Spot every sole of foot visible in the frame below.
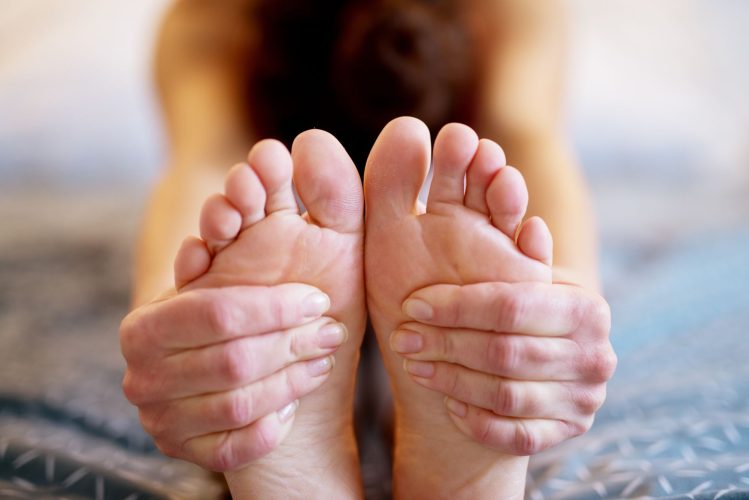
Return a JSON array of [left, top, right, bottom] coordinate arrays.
[[363, 116, 553, 496], [175, 130, 366, 497]]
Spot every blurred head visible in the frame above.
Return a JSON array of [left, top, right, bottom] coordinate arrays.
[[247, 0, 482, 174]]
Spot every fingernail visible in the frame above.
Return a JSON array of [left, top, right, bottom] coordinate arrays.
[[404, 360, 435, 378], [390, 330, 423, 354], [444, 397, 468, 418], [318, 322, 348, 349], [403, 298, 433, 321], [277, 400, 299, 423], [303, 292, 330, 318], [307, 356, 334, 376]]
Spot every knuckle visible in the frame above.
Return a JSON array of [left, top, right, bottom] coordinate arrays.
[[567, 416, 594, 438], [220, 342, 253, 385], [139, 406, 169, 439], [586, 295, 612, 336], [486, 336, 518, 374], [270, 293, 290, 330], [497, 290, 525, 332], [119, 312, 149, 364], [122, 371, 143, 404], [492, 382, 518, 416], [574, 384, 607, 415], [223, 390, 254, 428], [282, 367, 305, 400], [586, 346, 618, 382], [512, 421, 542, 456], [209, 437, 239, 472], [204, 293, 241, 337], [252, 422, 280, 458], [475, 417, 495, 447], [154, 439, 179, 459]]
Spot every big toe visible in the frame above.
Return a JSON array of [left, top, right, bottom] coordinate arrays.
[[291, 129, 363, 233], [363, 116, 431, 222]]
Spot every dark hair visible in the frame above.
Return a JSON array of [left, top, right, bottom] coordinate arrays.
[[247, 0, 480, 175]]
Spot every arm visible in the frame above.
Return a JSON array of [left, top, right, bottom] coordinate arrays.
[[134, 0, 255, 305], [476, 0, 600, 290]]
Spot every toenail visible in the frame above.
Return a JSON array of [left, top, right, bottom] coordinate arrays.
[[404, 360, 435, 378], [318, 323, 348, 349], [444, 397, 468, 418], [390, 330, 423, 354], [277, 400, 299, 423], [303, 292, 331, 318], [307, 356, 334, 377], [403, 299, 434, 321]]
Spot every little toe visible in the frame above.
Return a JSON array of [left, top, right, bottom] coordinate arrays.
[[486, 166, 529, 238], [247, 139, 299, 215], [291, 129, 363, 233], [464, 139, 507, 215], [363, 116, 431, 222], [199, 194, 242, 254], [174, 236, 211, 289], [516, 216, 553, 266], [427, 123, 479, 212], [224, 162, 267, 229]]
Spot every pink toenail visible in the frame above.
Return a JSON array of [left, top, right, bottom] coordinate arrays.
[[403, 299, 433, 321]]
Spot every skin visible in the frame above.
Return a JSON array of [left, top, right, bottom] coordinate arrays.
[[120, 0, 616, 498]]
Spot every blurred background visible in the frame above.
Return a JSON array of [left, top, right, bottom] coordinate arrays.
[[1, 1, 748, 498]]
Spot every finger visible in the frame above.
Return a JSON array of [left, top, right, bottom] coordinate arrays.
[[404, 361, 605, 420], [443, 399, 594, 456], [402, 282, 611, 338], [141, 318, 346, 400], [120, 283, 331, 360], [139, 356, 332, 443], [169, 404, 298, 472], [391, 323, 581, 381]]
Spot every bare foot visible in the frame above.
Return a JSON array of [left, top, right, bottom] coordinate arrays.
[[176, 131, 365, 498], [363, 117, 552, 498]]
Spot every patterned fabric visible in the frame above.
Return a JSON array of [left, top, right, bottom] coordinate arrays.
[[526, 230, 749, 499], [0, 192, 226, 499], [1, 190, 748, 499]]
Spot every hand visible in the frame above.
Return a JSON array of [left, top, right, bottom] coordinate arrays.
[[120, 283, 345, 471], [390, 281, 616, 455]]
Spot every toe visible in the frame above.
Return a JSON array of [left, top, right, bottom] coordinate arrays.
[[225, 163, 267, 229], [174, 236, 211, 289], [291, 129, 363, 233], [464, 139, 506, 215], [486, 166, 529, 238], [516, 216, 553, 266], [199, 194, 242, 254], [363, 116, 431, 221], [247, 139, 299, 215], [427, 123, 479, 211]]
